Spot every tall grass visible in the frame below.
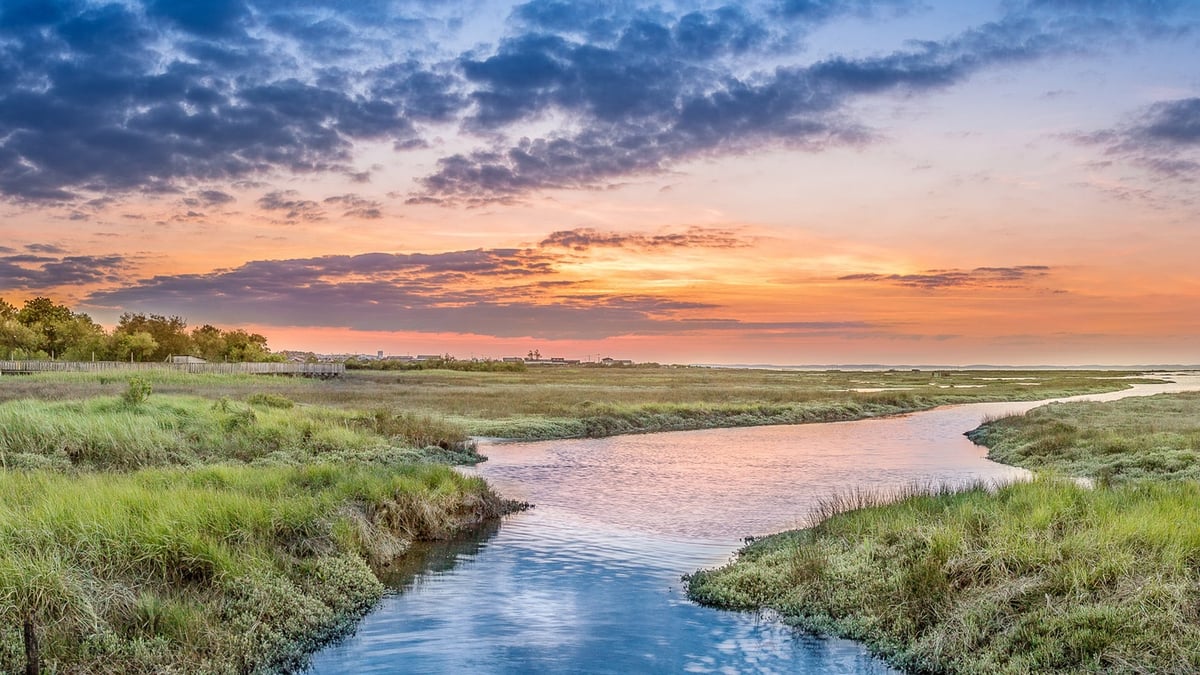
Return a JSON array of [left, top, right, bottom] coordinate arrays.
[[968, 392, 1200, 482], [0, 463, 513, 673], [687, 478, 1200, 673], [0, 394, 477, 471]]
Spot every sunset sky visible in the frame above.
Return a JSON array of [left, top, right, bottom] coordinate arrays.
[[2, 0, 1199, 365]]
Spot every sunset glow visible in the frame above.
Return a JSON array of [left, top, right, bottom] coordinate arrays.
[[3, 0, 1199, 364]]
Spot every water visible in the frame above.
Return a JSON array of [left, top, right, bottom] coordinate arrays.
[[308, 375, 1200, 674]]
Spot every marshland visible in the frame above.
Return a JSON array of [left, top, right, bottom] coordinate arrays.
[[1, 367, 1195, 673], [687, 384, 1200, 673]]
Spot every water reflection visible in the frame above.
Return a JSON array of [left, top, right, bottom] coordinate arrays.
[[308, 375, 1200, 674]]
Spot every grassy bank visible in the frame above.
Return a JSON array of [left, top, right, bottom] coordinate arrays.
[[0, 368, 1152, 440], [687, 478, 1200, 673], [0, 378, 515, 672], [965, 392, 1200, 482], [0, 463, 512, 674], [687, 389, 1200, 673]]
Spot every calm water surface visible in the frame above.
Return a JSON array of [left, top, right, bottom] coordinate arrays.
[[308, 375, 1200, 674]]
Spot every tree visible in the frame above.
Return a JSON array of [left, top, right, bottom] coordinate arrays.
[[190, 324, 227, 362], [17, 297, 76, 358], [16, 297, 73, 326], [115, 313, 191, 361], [57, 314, 110, 361], [114, 331, 159, 362], [222, 329, 278, 362], [1, 318, 46, 359]]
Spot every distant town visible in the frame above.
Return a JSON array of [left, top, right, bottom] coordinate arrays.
[[278, 350, 636, 367]]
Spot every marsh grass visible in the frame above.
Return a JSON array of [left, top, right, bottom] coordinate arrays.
[[968, 392, 1200, 482], [0, 463, 510, 673], [0, 377, 504, 672], [687, 478, 1200, 673], [0, 394, 476, 471], [0, 368, 1149, 440]]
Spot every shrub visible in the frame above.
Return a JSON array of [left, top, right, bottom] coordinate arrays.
[[247, 393, 295, 409], [121, 377, 152, 406]]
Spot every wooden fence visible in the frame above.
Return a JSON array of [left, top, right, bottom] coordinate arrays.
[[0, 360, 344, 378]]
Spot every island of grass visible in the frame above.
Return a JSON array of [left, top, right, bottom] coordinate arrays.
[[686, 390, 1200, 673], [0, 379, 521, 674]]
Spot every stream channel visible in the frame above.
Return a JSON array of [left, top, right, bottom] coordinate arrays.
[[308, 374, 1200, 674]]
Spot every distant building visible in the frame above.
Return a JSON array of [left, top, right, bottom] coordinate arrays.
[[169, 355, 207, 364]]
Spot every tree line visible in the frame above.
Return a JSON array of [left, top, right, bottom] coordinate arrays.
[[1, 296, 283, 363]]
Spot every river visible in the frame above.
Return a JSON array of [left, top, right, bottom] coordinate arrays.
[[307, 374, 1200, 674]]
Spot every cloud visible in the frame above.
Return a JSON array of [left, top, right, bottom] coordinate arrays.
[[0, 252, 131, 288], [25, 243, 68, 254], [196, 190, 236, 206], [0, 0, 1193, 207], [839, 265, 1052, 289], [323, 193, 384, 219], [0, 1, 449, 204], [414, 10, 1086, 203], [257, 190, 325, 221], [1074, 98, 1200, 180], [539, 226, 750, 251], [83, 245, 876, 339]]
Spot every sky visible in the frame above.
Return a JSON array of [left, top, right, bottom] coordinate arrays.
[[1, 0, 1199, 365]]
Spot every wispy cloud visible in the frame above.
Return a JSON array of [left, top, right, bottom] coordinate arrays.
[[539, 226, 750, 251], [839, 266, 1052, 289]]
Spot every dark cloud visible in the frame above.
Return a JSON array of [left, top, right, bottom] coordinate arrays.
[[0, 1, 443, 204], [1072, 98, 1200, 179], [0, 252, 130, 288], [539, 226, 749, 251], [0, 0, 1193, 206], [415, 11, 1084, 203], [146, 0, 250, 38], [839, 266, 1052, 289]]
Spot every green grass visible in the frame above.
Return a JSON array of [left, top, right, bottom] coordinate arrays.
[[0, 463, 512, 674], [687, 478, 1200, 674], [967, 392, 1200, 483], [688, 389, 1200, 673], [0, 393, 479, 471], [0, 380, 504, 672], [0, 368, 1153, 440]]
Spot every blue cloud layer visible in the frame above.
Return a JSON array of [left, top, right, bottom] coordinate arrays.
[[0, 0, 1194, 205]]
